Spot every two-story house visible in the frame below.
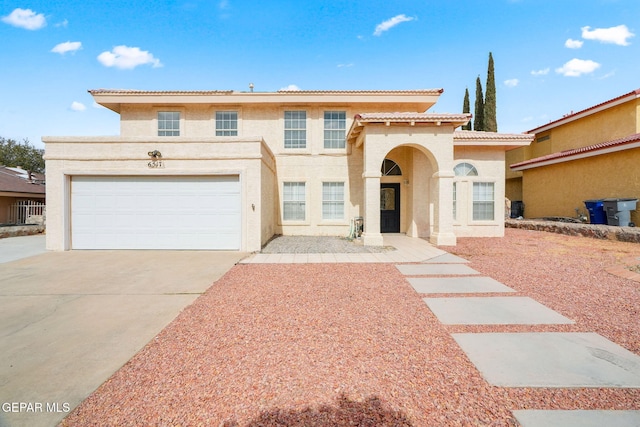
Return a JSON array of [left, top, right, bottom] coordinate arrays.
[[507, 88, 640, 224], [44, 89, 532, 251]]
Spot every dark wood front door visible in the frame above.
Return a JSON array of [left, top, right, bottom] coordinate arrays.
[[380, 183, 400, 233]]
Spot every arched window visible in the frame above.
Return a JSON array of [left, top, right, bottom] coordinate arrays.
[[381, 159, 402, 176], [454, 162, 478, 176]]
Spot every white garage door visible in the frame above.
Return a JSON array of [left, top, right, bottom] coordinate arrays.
[[71, 176, 241, 250]]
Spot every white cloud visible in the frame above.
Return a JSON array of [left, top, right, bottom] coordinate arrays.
[[598, 70, 616, 80], [97, 45, 162, 69], [280, 84, 300, 91], [2, 8, 46, 30], [55, 19, 68, 28], [555, 58, 601, 77], [51, 41, 82, 55], [504, 79, 519, 87], [565, 38, 583, 49], [70, 102, 86, 112], [373, 14, 415, 36], [337, 63, 354, 68], [531, 68, 550, 76], [581, 25, 634, 46]]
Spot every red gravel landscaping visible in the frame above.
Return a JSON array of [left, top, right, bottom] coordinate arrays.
[[61, 228, 640, 426]]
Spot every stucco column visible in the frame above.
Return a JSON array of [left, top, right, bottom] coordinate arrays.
[[362, 172, 384, 246], [430, 170, 457, 246]]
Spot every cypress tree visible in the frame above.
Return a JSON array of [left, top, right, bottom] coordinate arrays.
[[484, 52, 497, 132], [462, 88, 471, 130], [473, 76, 485, 131]]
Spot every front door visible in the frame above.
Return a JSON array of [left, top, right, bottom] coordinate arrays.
[[380, 183, 400, 233]]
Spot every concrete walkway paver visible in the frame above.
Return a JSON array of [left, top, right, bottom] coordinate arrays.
[[396, 263, 480, 276], [407, 276, 515, 294], [513, 410, 640, 427], [423, 296, 574, 325], [452, 332, 640, 388], [421, 253, 469, 264]]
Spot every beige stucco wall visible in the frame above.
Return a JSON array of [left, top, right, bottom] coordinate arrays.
[[43, 137, 271, 252], [530, 100, 639, 158], [521, 148, 640, 224], [453, 146, 506, 237]]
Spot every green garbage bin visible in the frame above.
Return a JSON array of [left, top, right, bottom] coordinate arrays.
[[602, 198, 638, 226]]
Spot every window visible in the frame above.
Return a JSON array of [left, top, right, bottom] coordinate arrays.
[[216, 111, 238, 136], [454, 162, 478, 176], [473, 182, 495, 220], [324, 111, 346, 149], [453, 182, 457, 220], [283, 182, 305, 221], [322, 182, 344, 220], [284, 111, 306, 149], [158, 112, 180, 136], [381, 159, 402, 176]]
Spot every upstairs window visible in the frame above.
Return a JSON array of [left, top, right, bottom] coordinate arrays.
[[216, 111, 238, 136], [158, 112, 180, 136], [324, 111, 346, 149], [284, 111, 307, 149]]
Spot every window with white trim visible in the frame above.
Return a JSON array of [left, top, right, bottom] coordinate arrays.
[[158, 112, 180, 136], [284, 111, 306, 149], [324, 111, 346, 149], [454, 162, 478, 176], [216, 111, 238, 136], [453, 182, 457, 220], [473, 182, 495, 220], [322, 182, 344, 220], [283, 182, 306, 221]]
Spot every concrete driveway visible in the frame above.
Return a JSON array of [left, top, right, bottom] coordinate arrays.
[[0, 248, 245, 427]]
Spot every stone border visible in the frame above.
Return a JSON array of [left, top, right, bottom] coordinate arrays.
[[506, 219, 640, 243], [0, 225, 45, 239]]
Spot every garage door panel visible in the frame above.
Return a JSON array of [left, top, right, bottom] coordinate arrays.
[[71, 176, 241, 250]]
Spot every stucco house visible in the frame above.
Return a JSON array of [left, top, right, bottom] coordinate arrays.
[[507, 88, 640, 224], [43, 89, 532, 251], [0, 166, 45, 225]]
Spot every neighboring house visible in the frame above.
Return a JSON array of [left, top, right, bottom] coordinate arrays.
[[44, 89, 532, 251], [507, 88, 640, 224], [0, 166, 46, 225]]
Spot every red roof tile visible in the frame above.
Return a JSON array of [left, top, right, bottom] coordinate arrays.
[[510, 133, 640, 170]]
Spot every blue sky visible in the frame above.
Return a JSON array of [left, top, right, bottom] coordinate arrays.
[[1, 0, 638, 149]]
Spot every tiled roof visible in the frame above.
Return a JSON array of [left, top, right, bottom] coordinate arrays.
[[89, 89, 445, 96], [0, 167, 45, 195], [277, 89, 444, 95], [511, 132, 640, 170], [89, 89, 234, 95], [354, 112, 470, 122], [528, 88, 640, 134], [454, 130, 534, 141]]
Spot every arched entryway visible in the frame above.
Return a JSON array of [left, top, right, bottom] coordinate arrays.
[[379, 145, 437, 238]]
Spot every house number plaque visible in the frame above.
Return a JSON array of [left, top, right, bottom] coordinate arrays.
[[147, 150, 164, 168], [148, 160, 164, 169]]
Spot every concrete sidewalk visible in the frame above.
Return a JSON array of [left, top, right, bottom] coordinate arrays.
[[0, 250, 245, 427], [0, 234, 46, 264]]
